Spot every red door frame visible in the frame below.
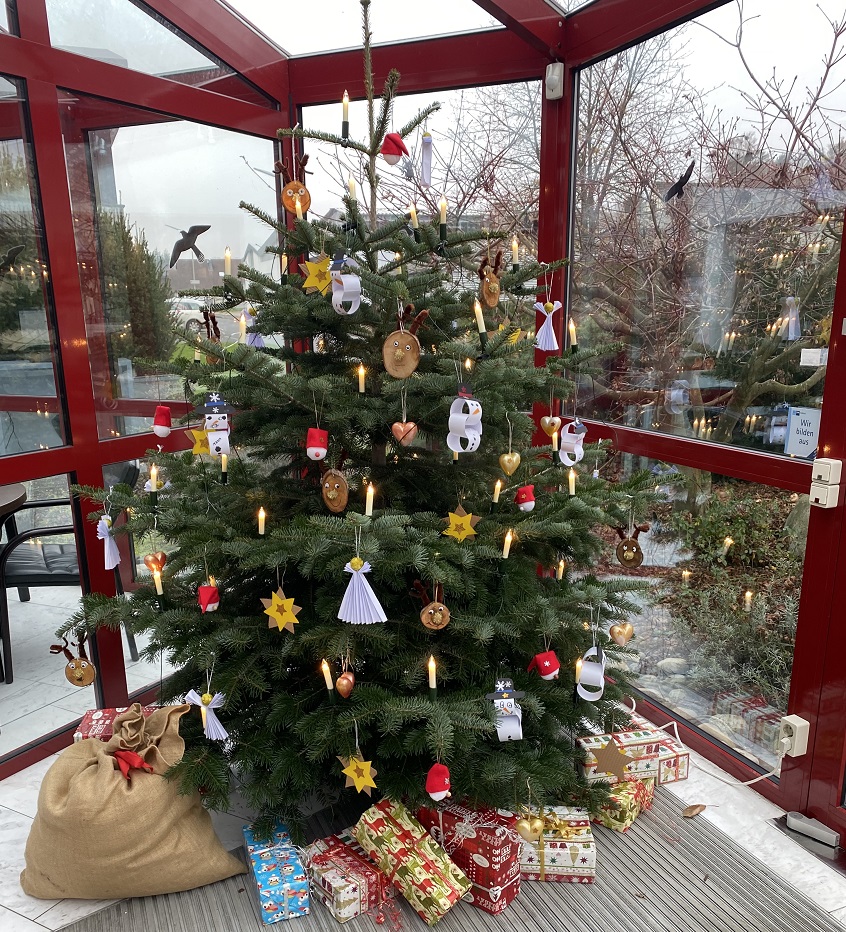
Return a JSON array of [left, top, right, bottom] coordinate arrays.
[[1, 0, 842, 830]]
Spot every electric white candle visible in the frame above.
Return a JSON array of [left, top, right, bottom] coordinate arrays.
[[511, 236, 519, 266], [221, 453, 228, 474], [502, 529, 514, 559], [348, 176, 356, 201], [474, 298, 486, 334], [743, 590, 753, 612], [779, 316, 789, 337], [239, 312, 247, 343], [365, 483, 375, 516], [357, 364, 366, 393], [280, 254, 288, 276], [717, 333, 726, 356], [295, 196, 303, 221], [728, 331, 737, 351], [153, 569, 163, 595], [568, 318, 577, 349], [682, 569, 691, 586], [493, 479, 502, 504], [342, 90, 349, 122], [722, 536, 734, 557], [568, 468, 576, 496], [149, 464, 158, 490], [552, 430, 559, 452], [408, 203, 418, 229], [321, 659, 334, 691], [194, 345, 201, 361], [575, 657, 583, 683], [439, 196, 447, 224], [692, 418, 699, 437], [224, 246, 231, 276], [258, 507, 266, 535], [453, 450, 459, 463], [557, 558, 566, 580], [428, 655, 437, 689]]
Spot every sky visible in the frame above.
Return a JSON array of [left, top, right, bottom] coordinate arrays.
[[72, 0, 846, 260]]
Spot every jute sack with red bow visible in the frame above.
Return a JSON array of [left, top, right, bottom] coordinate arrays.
[[20, 703, 245, 899]]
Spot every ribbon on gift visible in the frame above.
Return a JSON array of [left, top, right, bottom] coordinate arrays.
[[436, 807, 522, 857], [521, 808, 590, 880], [368, 895, 403, 932]]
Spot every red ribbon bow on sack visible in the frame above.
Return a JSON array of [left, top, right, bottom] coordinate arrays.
[[112, 749, 155, 781]]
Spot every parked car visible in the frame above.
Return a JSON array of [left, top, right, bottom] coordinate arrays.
[[168, 297, 206, 334]]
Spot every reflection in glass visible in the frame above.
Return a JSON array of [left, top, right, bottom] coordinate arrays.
[[571, 1, 842, 459], [0, 76, 67, 457], [606, 457, 802, 772], [45, 0, 271, 106], [220, 0, 499, 55], [59, 92, 277, 439], [0, 3, 13, 35]]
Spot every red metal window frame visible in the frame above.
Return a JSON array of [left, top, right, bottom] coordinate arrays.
[[0, 0, 842, 831]]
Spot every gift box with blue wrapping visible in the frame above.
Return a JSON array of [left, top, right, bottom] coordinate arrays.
[[244, 822, 310, 924]]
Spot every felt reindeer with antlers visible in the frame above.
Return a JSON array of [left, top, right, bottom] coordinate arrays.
[[50, 635, 97, 687], [275, 154, 312, 216], [411, 580, 450, 630], [614, 523, 651, 569], [478, 250, 504, 309], [382, 304, 429, 379]]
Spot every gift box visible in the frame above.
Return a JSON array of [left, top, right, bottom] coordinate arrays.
[[353, 799, 470, 925], [628, 714, 691, 784], [74, 706, 158, 742], [416, 803, 521, 914], [591, 778, 654, 832], [304, 830, 394, 923], [518, 806, 595, 883], [747, 706, 783, 752], [578, 729, 661, 785], [243, 822, 310, 924]]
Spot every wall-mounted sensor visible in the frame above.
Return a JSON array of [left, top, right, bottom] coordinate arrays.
[[545, 62, 564, 100]]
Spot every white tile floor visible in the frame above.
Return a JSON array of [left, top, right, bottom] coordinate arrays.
[[0, 586, 174, 759]]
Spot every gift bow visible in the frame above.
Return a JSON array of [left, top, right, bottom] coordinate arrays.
[[112, 749, 155, 781], [542, 811, 588, 840]]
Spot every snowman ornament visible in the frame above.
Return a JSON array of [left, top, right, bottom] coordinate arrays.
[[203, 393, 231, 457]]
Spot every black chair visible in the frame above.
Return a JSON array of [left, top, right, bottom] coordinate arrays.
[[0, 495, 139, 685]]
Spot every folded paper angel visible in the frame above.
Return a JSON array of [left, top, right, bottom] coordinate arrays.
[[185, 689, 229, 740], [534, 300, 561, 352], [96, 515, 121, 571], [338, 558, 387, 624]]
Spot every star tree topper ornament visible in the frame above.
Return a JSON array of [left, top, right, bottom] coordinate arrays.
[[261, 588, 302, 633], [442, 505, 481, 542], [338, 753, 377, 794]]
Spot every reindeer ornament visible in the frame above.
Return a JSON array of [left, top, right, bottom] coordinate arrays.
[[382, 305, 428, 379], [478, 250, 504, 309], [614, 523, 650, 568], [50, 636, 96, 687], [411, 580, 451, 630]]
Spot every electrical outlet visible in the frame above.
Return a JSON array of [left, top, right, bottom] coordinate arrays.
[[778, 714, 810, 757]]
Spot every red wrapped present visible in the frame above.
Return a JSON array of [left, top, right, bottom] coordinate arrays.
[[627, 714, 690, 784], [591, 778, 654, 832], [416, 803, 521, 914], [74, 705, 158, 742], [304, 830, 394, 922]]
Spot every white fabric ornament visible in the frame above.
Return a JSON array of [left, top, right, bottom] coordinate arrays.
[[338, 558, 387, 624], [96, 515, 121, 571], [446, 395, 483, 453], [332, 272, 361, 315], [533, 301, 561, 352], [185, 689, 229, 740], [420, 132, 433, 189]]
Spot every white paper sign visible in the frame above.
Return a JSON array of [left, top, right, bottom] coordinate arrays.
[[785, 406, 821, 458], [800, 348, 828, 367]]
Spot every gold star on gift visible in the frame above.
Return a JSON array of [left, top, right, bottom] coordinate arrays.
[[261, 588, 302, 633], [299, 253, 331, 295], [442, 505, 481, 543], [185, 428, 209, 455], [338, 753, 377, 795], [591, 737, 637, 781]]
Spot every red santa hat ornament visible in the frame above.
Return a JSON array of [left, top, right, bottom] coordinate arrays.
[[380, 132, 409, 166], [198, 584, 220, 614], [152, 405, 172, 438], [527, 650, 560, 680], [426, 762, 452, 801], [515, 484, 535, 512], [306, 427, 329, 461]]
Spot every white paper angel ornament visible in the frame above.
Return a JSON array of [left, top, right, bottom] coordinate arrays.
[[338, 533, 388, 625], [533, 300, 561, 352], [96, 515, 121, 571], [185, 688, 229, 740]]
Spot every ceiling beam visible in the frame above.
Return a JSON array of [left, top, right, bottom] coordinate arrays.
[[472, 0, 564, 58]]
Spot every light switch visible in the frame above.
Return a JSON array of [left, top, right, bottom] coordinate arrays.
[[812, 457, 842, 485], [810, 481, 840, 509]]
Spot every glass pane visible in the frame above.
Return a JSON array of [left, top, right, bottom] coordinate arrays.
[[221, 0, 500, 56], [1, 2, 14, 35], [45, 0, 272, 106], [611, 457, 802, 774], [0, 474, 94, 760], [59, 91, 277, 440], [570, 0, 843, 460], [0, 76, 68, 457], [102, 458, 177, 695]]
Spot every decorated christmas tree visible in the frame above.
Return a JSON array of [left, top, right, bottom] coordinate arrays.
[[70, 0, 653, 834]]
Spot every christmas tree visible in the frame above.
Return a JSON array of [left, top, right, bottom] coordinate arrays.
[[70, 0, 653, 835]]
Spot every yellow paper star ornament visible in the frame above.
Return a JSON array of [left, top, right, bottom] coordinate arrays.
[[591, 738, 637, 781], [186, 428, 209, 455], [442, 505, 481, 543], [261, 588, 302, 633], [300, 253, 331, 295], [338, 753, 377, 795]]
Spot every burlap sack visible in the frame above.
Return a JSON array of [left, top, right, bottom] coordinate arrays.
[[20, 703, 245, 899]]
